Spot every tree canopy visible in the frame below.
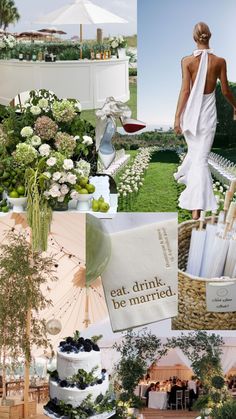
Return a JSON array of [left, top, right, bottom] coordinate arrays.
[[0, 0, 20, 30]]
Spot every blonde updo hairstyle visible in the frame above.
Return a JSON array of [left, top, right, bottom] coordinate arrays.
[[193, 22, 211, 44]]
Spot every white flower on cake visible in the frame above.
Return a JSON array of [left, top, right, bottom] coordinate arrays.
[[52, 172, 62, 181], [63, 159, 74, 170], [21, 126, 33, 138], [30, 106, 41, 116], [39, 143, 51, 157], [31, 135, 41, 147], [47, 157, 57, 167], [82, 135, 93, 146]]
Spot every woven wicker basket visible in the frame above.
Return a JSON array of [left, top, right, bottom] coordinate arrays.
[[172, 218, 236, 330]]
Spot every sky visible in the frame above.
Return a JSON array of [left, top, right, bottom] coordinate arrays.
[[8, 0, 137, 38], [137, 0, 236, 127]]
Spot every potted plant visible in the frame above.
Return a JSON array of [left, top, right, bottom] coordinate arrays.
[[114, 329, 166, 417], [0, 231, 57, 405], [108, 36, 127, 59]]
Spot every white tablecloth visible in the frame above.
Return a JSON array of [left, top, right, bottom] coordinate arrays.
[[148, 391, 168, 409]]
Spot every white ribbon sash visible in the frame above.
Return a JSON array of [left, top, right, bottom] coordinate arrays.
[[182, 49, 214, 136]]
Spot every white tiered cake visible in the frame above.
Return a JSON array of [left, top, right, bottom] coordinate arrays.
[[44, 333, 115, 418]]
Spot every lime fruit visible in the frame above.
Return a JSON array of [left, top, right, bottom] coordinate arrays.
[[9, 190, 19, 198], [2, 206, 9, 213], [17, 185, 25, 195], [79, 177, 89, 187], [79, 188, 89, 194], [0, 186, 4, 193], [2, 171, 10, 180], [86, 184, 95, 194]]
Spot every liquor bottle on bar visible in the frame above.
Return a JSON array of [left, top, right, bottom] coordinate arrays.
[[32, 51, 37, 61], [37, 49, 43, 61], [90, 48, 95, 60]]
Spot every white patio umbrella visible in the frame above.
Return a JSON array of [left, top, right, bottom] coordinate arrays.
[[186, 211, 206, 276], [35, 0, 128, 42]]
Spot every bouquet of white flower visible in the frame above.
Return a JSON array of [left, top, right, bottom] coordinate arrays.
[[0, 34, 16, 50], [108, 35, 127, 51]]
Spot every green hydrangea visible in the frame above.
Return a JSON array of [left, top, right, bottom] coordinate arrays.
[[55, 132, 76, 157], [13, 143, 38, 166], [52, 100, 77, 123]]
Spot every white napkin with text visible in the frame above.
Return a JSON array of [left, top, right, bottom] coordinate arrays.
[[101, 217, 178, 331]]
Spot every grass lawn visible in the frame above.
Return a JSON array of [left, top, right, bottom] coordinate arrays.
[[212, 147, 236, 163], [117, 150, 191, 221], [81, 80, 137, 126]]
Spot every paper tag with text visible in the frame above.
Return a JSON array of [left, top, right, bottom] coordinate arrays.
[[206, 282, 236, 312], [101, 218, 178, 331]]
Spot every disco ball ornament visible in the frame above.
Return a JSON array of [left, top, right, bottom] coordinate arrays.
[[86, 214, 111, 286], [46, 318, 62, 335]]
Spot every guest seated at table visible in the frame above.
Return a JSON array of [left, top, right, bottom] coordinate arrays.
[[145, 383, 156, 407]]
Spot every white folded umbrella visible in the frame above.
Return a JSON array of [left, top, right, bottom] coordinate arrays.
[[186, 212, 206, 276], [200, 223, 218, 277], [224, 238, 236, 277]]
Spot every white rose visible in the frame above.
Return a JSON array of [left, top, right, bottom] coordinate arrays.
[[70, 190, 79, 200], [47, 157, 57, 167], [52, 172, 62, 181], [49, 184, 61, 197], [63, 159, 74, 170], [74, 135, 80, 141], [21, 126, 33, 138], [30, 106, 41, 116], [57, 195, 65, 202], [82, 135, 93, 146], [39, 144, 51, 157], [60, 184, 69, 195], [31, 135, 41, 147], [66, 173, 77, 184]]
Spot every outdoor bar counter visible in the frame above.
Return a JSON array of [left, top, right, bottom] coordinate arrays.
[[0, 57, 130, 109]]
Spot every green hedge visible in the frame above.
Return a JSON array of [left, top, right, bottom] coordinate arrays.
[[216, 82, 236, 146]]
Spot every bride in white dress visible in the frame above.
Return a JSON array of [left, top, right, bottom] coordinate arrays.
[[174, 22, 236, 220]]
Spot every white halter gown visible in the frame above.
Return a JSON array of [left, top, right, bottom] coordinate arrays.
[[174, 49, 217, 211]]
